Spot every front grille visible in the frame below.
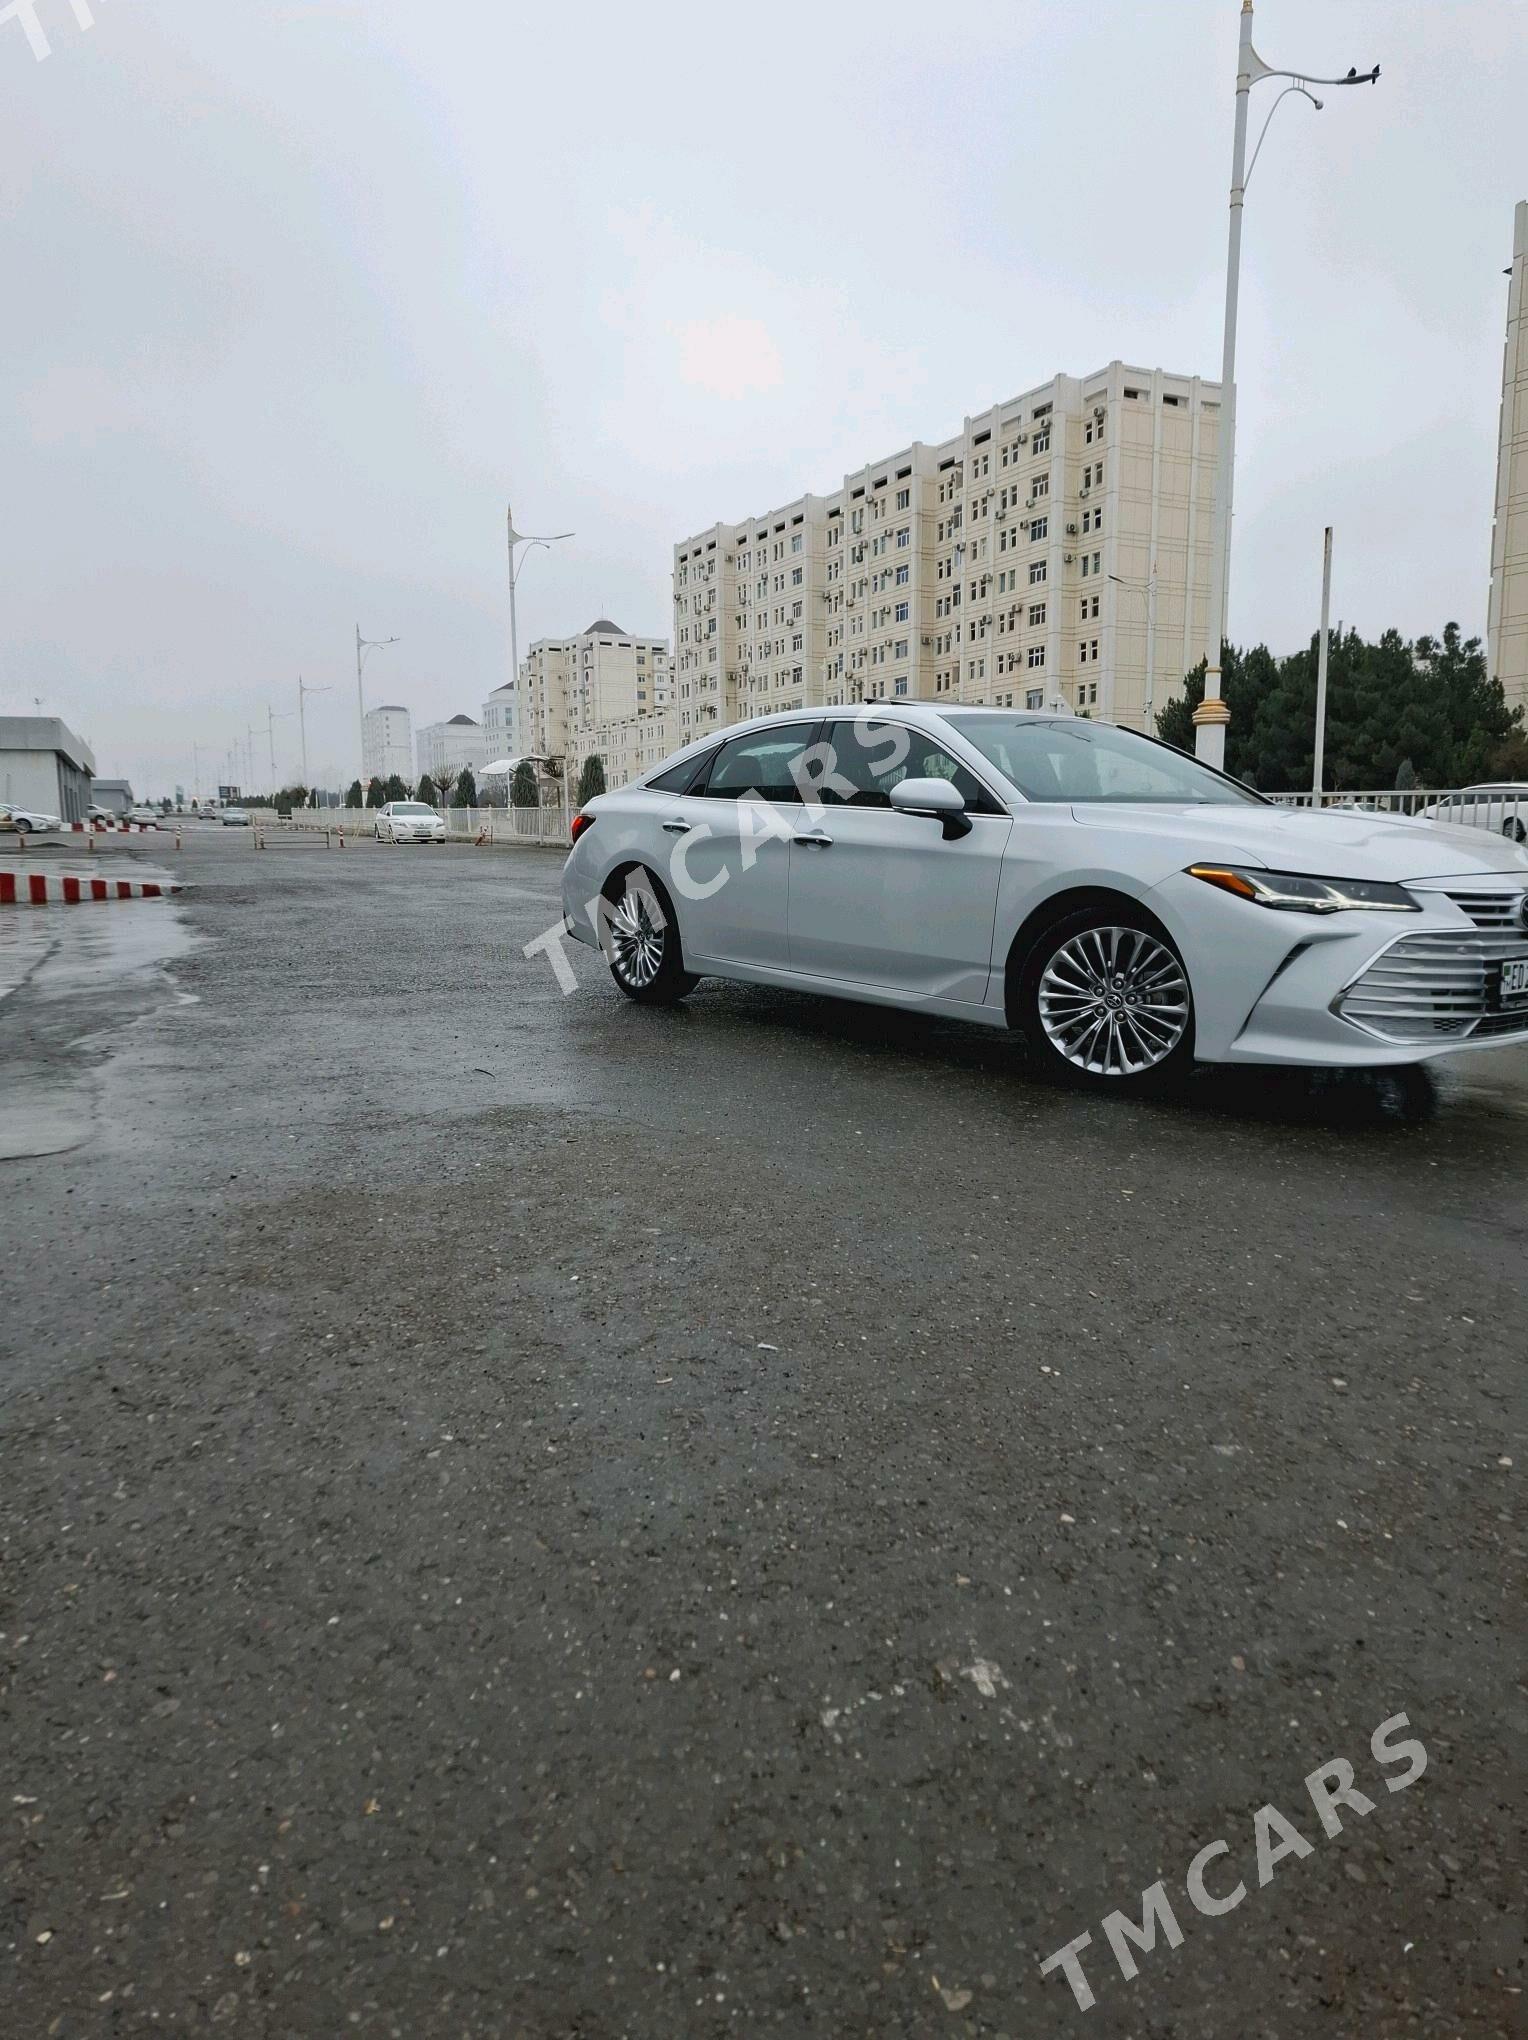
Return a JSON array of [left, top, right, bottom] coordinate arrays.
[[1335, 897, 1528, 1043], [1437, 884, 1528, 930]]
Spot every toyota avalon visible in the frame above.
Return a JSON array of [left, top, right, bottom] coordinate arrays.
[[559, 708, 1528, 1090]]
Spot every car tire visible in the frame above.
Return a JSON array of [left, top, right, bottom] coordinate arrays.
[[1013, 902, 1195, 1092], [602, 866, 699, 1006], [14, 818, 32, 834], [1501, 817, 1526, 844]]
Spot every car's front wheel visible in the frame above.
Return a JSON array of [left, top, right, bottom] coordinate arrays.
[[1501, 816, 1526, 844], [14, 818, 32, 834], [602, 867, 698, 1006], [1015, 905, 1194, 1090]]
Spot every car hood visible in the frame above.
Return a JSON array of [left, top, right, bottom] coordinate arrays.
[[1068, 803, 1528, 883]]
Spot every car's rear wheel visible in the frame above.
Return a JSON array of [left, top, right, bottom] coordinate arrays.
[[1016, 904, 1194, 1091], [602, 866, 698, 1005], [14, 818, 32, 834]]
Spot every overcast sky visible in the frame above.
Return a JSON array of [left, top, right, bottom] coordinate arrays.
[[3, 0, 1522, 794]]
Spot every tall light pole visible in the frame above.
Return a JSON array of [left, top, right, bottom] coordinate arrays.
[[355, 626, 399, 796], [1193, 0, 1378, 767], [507, 504, 573, 754], [1312, 525, 1334, 800], [297, 675, 331, 795]]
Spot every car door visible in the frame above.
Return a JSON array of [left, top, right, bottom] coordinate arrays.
[[788, 718, 1012, 1001], [657, 722, 820, 969]]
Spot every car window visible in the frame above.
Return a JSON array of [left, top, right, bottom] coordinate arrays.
[[698, 726, 816, 803], [395, 803, 434, 815], [648, 751, 712, 794], [818, 720, 995, 812], [956, 716, 1265, 806]]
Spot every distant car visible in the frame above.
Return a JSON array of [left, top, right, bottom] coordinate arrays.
[[86, 803, 116, 823], [1418, 783, 1528, 843], [126, 805, 162, 827], [220, 806, 251, 826], [374, 800, 447, 843], [0, 802, 62, 833]]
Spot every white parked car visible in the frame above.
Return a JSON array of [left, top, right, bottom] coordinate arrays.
[[374, 800, 447, 843], [126, 805, 162, 826], [0, 802, 62, 833], [1417, 783, 1528, 844], [220, 806, 250, 826], [559, 707, 1528, 1089]]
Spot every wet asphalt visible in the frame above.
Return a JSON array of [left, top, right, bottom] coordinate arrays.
[[1, 826, 1524, 2038]]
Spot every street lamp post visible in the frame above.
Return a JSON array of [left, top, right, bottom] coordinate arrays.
[[266, 704, 294, 783], [355, 626, 400, 798], [1193, 0, 1378, 768], [297, 675, 331, 797], [506, 504, 573, 754]]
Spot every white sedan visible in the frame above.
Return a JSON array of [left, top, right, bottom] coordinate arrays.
[[374, 800, 447, 843], [0, 802, 62, 833], [1417, 783, 1528, 844], [559, 707, 1528, 1090]]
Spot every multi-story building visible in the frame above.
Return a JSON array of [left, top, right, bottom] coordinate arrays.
[[517, 620, 670, 778], [481, 681, 517, 759], [671, 360, 1222, 739], [416, 714, 491, 782], [361, 705, 413, 785], [1489, 200, 1528, 718]]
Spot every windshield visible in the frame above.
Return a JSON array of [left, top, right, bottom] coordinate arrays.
[[953, 717, 1264, 806], [396, 803, 436, 815]]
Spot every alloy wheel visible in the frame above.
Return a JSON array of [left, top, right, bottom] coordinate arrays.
[[1038, 925, 1190, 1078], [608, 888, 665, 989]]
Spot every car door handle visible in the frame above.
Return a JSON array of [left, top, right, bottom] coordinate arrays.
[[661, 818, 692, 834], [793, 832, 833, 848]]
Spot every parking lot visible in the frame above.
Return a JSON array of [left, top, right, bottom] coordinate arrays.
[[2, 827, 1524, 2036]]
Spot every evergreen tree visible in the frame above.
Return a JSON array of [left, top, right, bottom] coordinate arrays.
[[511, 761, 539, 808], [453, 766, 476, 807], [384, 773, 410, 803], [345, 779, 363, 810], [417, 774, 439, 806], [576, 754, 608, 805], [366, 776, 387, 807]]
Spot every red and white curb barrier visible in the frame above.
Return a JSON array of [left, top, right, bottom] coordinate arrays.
[[68, 820, 159, 833], [0, 871, 184, 905]]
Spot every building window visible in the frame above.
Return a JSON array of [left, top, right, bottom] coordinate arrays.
[[895, 600, 909, 622], [1032, 429, 1051, 454], [1029, 560, 1047, 585], [1030, 515, 1049, 542], [895, 488, 910, 510], [896, 527, 911, 549], [1026, 687, 1043, 709], [894, 676, 908, 696], [1032, 474, 1049, 499], [1028, 602, 1046, 627], [1027, 644, 1045, 669]]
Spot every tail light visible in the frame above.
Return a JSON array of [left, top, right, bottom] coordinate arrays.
[[570, 810, 595, 844]]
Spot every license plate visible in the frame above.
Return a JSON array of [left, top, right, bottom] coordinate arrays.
[[1501, 958, 1528, 1005]]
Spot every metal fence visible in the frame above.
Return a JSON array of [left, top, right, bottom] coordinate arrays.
[[1266, 787, 1527, 841], [262, 803, 571, 847]]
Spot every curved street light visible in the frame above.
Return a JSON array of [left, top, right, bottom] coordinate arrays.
[[1193, 0, 1379, 767], [355, 626, 400, 796], [506, 504, 573, 754]]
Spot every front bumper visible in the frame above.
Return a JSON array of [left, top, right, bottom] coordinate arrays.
[[1154, 872, 1528, 1066]]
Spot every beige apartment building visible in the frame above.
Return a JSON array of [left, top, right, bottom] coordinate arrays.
[[671, 361, 1222, 742], [516, 619, 671, 785], [1488, 200, 1528, 718]]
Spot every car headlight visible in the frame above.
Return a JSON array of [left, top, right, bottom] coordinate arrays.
[[1187, 865, 1419, 914]]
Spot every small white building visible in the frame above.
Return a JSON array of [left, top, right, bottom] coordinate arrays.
[[417, 714, 491, 782], [0, 716, 97, 822], [482, 681, 518, 759], [362, 705, 414, 786]]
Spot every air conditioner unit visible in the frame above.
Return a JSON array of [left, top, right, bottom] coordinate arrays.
[[920, 636, 934, 648], [1014, 431, 1028, 444], [1093, 405, 1106, 420], [1080, 486, 1091, 499], [1066, 522, 1079, 536], [1026, 495, 1037, 507], [1019, 517, 1031, 529]]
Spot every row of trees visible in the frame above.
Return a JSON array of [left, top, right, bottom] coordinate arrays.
[[332, 759, 593, 811], [1156, 623, 1526, 792]]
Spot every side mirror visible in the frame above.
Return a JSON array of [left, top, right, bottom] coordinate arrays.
[[890, 777, 972, 839]]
